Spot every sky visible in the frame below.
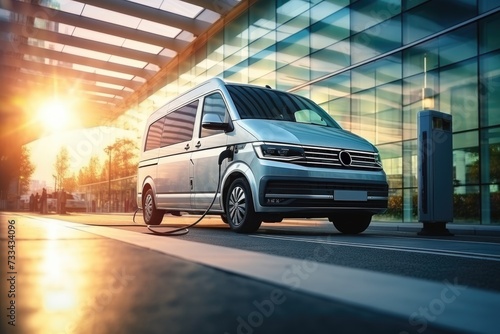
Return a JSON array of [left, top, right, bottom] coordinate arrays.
[[26, 126, 139, 187]]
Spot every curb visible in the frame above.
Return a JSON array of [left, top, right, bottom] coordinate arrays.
[[370, 221, 500, 237]]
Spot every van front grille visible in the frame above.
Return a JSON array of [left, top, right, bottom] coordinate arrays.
[[293, 146, 382, 171]]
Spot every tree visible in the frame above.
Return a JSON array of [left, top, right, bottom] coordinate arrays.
[[78, 155, 101, 185], [54, 146, 70, 191], [19, 146, 35, 195], [63, 173, 78, 192], [107, 138, 138, 179]]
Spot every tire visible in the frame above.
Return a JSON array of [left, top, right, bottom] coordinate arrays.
[[220, 214, 229, 224], [143, 188, 164, 225], [331, 213, 371, 234], [225, 178, 262, 233]]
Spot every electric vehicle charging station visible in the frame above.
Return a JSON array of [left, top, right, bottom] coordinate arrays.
[[417, 110, 454, 236]]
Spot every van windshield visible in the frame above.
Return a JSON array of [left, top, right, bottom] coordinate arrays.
[[226, 85, 341, 128]]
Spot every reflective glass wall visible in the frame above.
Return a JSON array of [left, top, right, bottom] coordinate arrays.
[[135, 0, 500, 224]]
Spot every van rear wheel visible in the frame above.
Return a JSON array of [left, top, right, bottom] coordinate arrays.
[[331, 213, 371, 234], [226, 178, 261, 233], [143, 188, 164, 225]]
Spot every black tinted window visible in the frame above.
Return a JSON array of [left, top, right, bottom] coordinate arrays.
[[145, 117, 164, 151], [200, 93, 228, 138], [226, 85, 340, 128], [161, 101, 198, 147]]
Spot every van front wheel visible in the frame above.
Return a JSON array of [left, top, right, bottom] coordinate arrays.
[[226, 178, 262, 233], [143, 189, 164, 225]]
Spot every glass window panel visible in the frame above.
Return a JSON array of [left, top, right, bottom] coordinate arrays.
[[482, 128, 500, 224], [311, 72, 351, 105], [277, 0, 310, 25], [276, 10, 310, 42], [403, 139, 418, 189], [480, 52, 500, 127], [224, 58, 249, 83], [377, 188, 403, 221], [439, 24, 477, 67], [195, 45, 207, 78], [403, 39, 439, 78], [351, 15, 401, 64], [249, 0, 276, 41], [489, 184, 500, 224], [454, 185, 480, 223], [161, 101, 198, 146], [276, 57, 310, 91], [377, 142, 404, 221], [402, 71, 438, 139], [453, 131, 479, 186], [403, 0, 429, 10], [479, 0, 500, 13], [352, 62, 377, 92], [200, 93, 228, 138], [351, 88, 376, 142], [351, 0, 401, 34], [352, 54, 402, 92], [310, 8, 350, 52], [376, 82, 402, 144], [310, 40, 350, 79], [145, 117, 164, 151], [249, 46, 276, 83], [439, 60, 478, 132], [482, 128, 500, 185], [403, 0, 477, 44], [311, 0, 349, 23], [277, 29, 310, 68], [250, 30, 277, 57], [480, 12, 500, 54], [207, 30, 223, 64], [178, 55, 194, 89], [327, 96, 351, 130], [249, 72, 277, 88], [224, 13, 249, 56]]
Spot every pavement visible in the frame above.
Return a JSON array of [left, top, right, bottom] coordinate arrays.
[[1, 212, 499, 334], [370, 221, 500, 237]]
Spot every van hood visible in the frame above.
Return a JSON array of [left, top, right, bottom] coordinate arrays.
[[237, 119, 376, 152]]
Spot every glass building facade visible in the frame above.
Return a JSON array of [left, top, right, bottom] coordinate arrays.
[[125, 0, 500, 224]]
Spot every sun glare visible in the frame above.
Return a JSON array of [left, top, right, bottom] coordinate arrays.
[[38, 99, 70, 131]]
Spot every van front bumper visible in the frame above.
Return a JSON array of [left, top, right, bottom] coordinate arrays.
[[255, 175, 388, 217]]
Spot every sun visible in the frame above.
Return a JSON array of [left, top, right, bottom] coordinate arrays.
[[38, 99, 70, 131]]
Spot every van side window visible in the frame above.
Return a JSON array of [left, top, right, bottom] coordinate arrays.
[[200, 93, 228, 138], [161, 101, 198, 147], [144, 117, 165, 151]]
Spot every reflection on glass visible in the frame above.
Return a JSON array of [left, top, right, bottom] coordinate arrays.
[[351, 0, 401, 33], [351, 16, 401, 64], [403, 0, 476, 44], [454, 185, 480, 222], [439, 60, 478, 131], [453, 131, 479, 187]]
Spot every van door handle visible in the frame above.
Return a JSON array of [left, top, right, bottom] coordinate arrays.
[[184, 143, 190, 150], [195, 141, 201, 148]]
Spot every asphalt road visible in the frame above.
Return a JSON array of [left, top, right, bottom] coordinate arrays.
[[47, 213, 500, 293], [3, 212, 499, 334]]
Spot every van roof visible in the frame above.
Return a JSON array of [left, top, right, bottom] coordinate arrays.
[[146, 78, 285, 122]]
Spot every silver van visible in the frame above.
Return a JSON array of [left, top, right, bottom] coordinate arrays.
[[137, 78, 388, 234]]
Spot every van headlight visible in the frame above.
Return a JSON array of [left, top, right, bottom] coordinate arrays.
[[253, 143, 305, 162]]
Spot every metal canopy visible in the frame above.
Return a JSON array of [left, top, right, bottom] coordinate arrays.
[[0, 0, 240, 135]]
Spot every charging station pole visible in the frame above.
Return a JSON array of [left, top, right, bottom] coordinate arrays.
[[417, 110, 453, 236]]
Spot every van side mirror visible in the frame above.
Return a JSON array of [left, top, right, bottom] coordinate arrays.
[[202, 113, 233, 132]]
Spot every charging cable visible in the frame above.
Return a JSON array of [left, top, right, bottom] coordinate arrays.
[[133, 148, 233, 236]]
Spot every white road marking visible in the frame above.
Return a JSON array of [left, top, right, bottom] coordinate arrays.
[[252, 234, 500, 262]]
